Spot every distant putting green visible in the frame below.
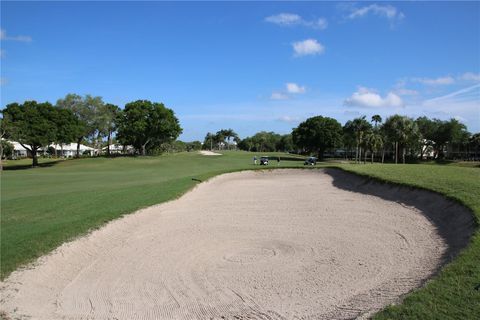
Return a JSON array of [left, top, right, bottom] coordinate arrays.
[[1, 152, 479, 319]]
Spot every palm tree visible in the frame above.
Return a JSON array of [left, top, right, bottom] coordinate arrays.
[[366, 131, 383, 163], [351, 116, 372, 163], [371, 115, 382, 128]]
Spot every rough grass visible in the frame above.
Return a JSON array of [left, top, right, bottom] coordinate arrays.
[[1, 153, 479, 319]]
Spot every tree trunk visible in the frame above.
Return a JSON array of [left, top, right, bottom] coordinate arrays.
[[395, 142, 398, 164], [32, 147, 38, 167], [382, 148, 385, 163], [61, 144, 64, 158], [107, 131, 112, 157], [0, 142, 3, 171], [141, 140, 150, 156], [318, 149, 324, 161], [355, 143, 359, 163], [371, 150, 374, 163], [364, 149, 367, 164], [402, 147, 406, 164], [76, 137, 82, 158]]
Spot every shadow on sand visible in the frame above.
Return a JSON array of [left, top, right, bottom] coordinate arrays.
[[324, 168, 476, 264]]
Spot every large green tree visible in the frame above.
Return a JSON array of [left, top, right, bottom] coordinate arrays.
[[416, 117, 469, 159], [2, 101, 59, 167], [415, 116, 440, 159], [292, 116, 342, 159], [436, 118, 470, 158], [97, 103, 120, 156], [238, 131, 281, 152], [116, 100, 182, 155], [56, 94, 104, 157], [53, 108, 83, 157], [277, 134, 294, 152], [469, 133, 480, 159]]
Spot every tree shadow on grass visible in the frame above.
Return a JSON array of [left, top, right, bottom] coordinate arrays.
[[2, 160, 62, 171]]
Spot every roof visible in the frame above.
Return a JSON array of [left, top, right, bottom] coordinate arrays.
[[4, 140, 111, 152], [5, 140, 28, 151], [50, 143, 95, 151]]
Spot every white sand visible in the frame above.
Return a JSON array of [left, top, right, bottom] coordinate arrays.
[[0, 169, 473, 320], [199, 150, 222, 156]]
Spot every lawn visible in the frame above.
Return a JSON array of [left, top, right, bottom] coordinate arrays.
[[1, 152, 479, 319]]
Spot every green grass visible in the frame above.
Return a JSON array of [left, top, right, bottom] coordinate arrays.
[[1, 152, 479, 319]]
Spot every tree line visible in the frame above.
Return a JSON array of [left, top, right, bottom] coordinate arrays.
[[2, 94, 479, 167], [1, 94, 182, 166], [232, 115, 479, 163]]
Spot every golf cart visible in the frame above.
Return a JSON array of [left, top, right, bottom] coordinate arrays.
[[304, 156, 317, 166], [260, 156, 269, 165]]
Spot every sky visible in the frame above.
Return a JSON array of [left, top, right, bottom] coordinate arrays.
[[1, 1, 479, 141]]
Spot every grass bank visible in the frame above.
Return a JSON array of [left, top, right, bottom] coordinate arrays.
[[1, 152, 479, 318], [334, 164, 480, 319]]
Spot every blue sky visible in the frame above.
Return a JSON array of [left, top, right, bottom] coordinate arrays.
[[1, 1, 479, 141]]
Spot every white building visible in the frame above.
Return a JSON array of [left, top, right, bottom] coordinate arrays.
[[6, 140, 29, 158], [49, 143, 96, 157], [101, 143, 134, 154]]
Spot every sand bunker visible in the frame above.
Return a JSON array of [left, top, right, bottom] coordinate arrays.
[[0, 169, 474, 320], [199, 150, 222, 156]]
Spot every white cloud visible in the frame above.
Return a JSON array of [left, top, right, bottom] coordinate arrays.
[[314, 18, 328, 30], [454, 115, 468, 123], [292, 39, 325, 57], [348, 4, 405, 21], [459, 72, 480, 82], [286, 82, 306, 94], [270, 92, 289, 100], [413, 76, 455, 86], [395, 88, 418, 96], [344, 87, 404, 108], [265, 13, 328, 30], [421, 84, 480, 132], [393, 79, 418, 96], [0, 29, 32, 42], [265, 13, 302, 26], [423, 83, 480, 104], [277, 115, 302, 123]]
